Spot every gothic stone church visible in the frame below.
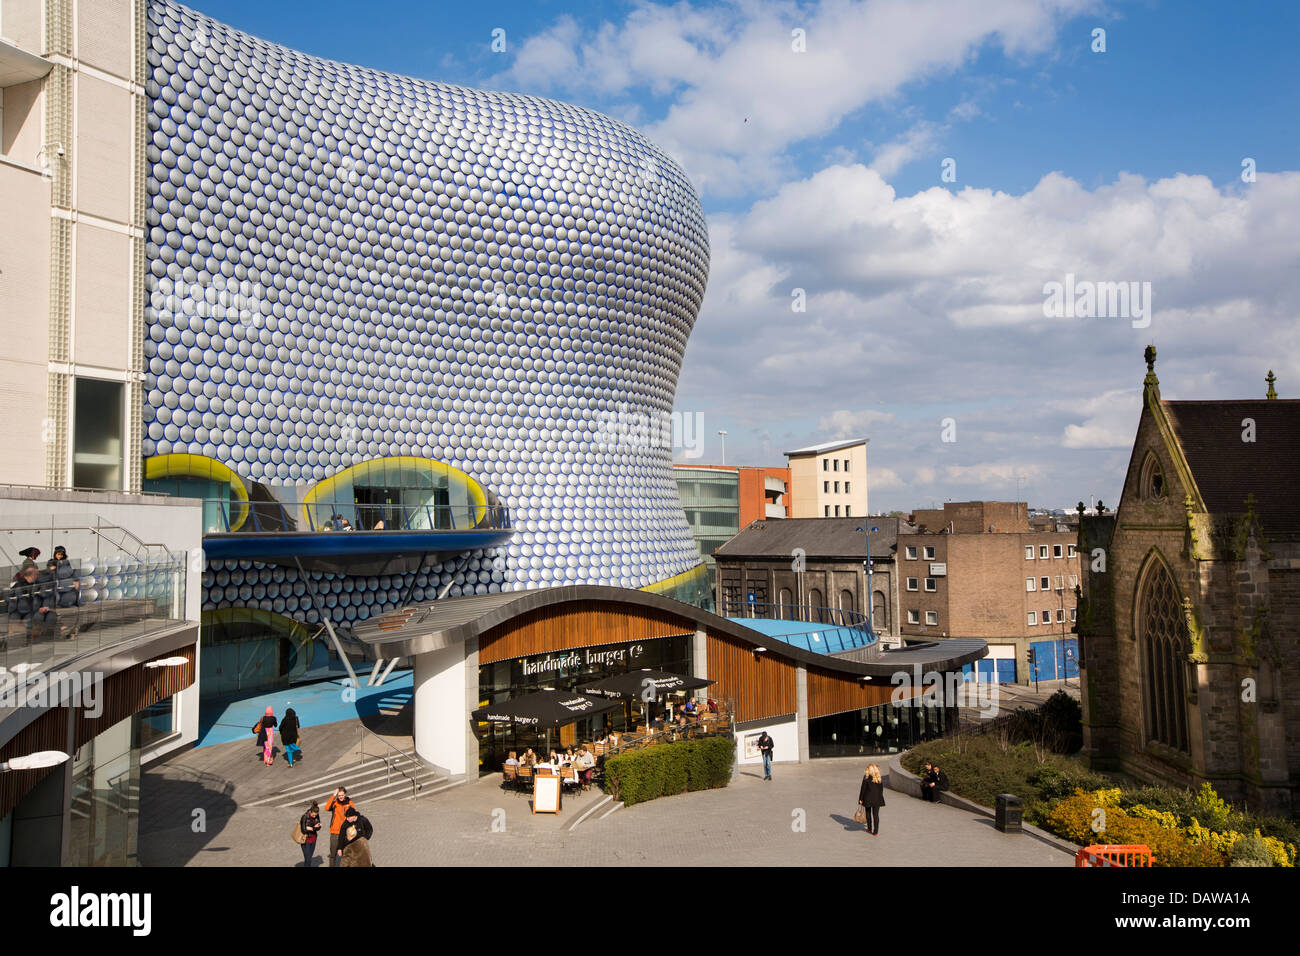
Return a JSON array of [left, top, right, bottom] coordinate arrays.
[[1078, 349, 1298, 814]]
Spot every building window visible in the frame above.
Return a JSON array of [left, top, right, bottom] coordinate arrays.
[[1039, 545, 1049, 559], [834, 481, 840, 493], [823, 459, 829, 471], [1141, 452, 1168, 503], [844, 481, 850, 493], [833, 459, 840, 472], [824, 505, 830, 517], [923, 546, 935, 560], [925, 611, 939, 626], [1040, 577, 1050, 591], [905, 546, 917, 560], [924, 578, 937, 592], [1053, 544, 1063, 558], [1056, 609, 1066, 623], [1040, 610, 1051, 624], [845, 506, 851, 517], [1068, 544, 1078, 558], [73, 377, 125, 490], [824, 481, 830, 493], [1069, 574, 1078, 589], [834, 505, 841, 516], [845, 460, 850, 472], [1028, 612, 1037, 626], [1055, 575, 1064, 590], [907, 577, 919, 591], [907, 609, 920, 624], [1138, 557, 1190, 754], [1026, 577, 1036, 592], [1026, 546, 1035, 560], [1070, 607, 1077, 622]]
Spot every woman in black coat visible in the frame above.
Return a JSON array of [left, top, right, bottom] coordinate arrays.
[[857, 763, 886, 835], [280, 707, 301, 767]]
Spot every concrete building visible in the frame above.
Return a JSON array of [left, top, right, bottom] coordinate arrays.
[[785, 439, 868, 518], [1, 0, 149, 491], [673, 464, 791, 596], [901, 501, 1080, 684], [1078, 350, 1298, 813]]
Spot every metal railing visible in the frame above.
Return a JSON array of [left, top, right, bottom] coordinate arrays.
[[1, 551, 188, 683], [199, 497, 511, 536], [355, 723, 425, 798], [718, 600, 875, 653], [0, 513, 169, 566], [599, 695, 736, 758]]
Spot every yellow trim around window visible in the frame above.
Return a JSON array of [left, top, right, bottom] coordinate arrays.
[[144, 453, 251, 531], [301, 456, 489, 529]]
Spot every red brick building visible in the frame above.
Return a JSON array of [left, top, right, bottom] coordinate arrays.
[[901, 502, 1081, 683]]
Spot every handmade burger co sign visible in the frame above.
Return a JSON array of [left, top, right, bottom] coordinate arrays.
[[519, 642, 646, 677]]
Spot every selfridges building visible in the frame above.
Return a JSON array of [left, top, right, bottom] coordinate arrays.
[[141, 0, 711, 685]]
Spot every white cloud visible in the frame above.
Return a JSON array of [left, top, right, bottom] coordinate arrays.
[[496, 0, 1097, 195], [1059, 389, 1141, 449], [819, 408, 896, 438], [678, 167, 1300, 508], [869, 122, 944, 179]]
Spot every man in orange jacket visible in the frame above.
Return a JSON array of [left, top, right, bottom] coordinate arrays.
[[323, 786, 356, 867]]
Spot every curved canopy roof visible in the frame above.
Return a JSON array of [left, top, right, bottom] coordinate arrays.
[[353, 585, 986, 677]]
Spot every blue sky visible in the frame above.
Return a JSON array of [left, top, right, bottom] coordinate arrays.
[[193, 0, 1300, 512]]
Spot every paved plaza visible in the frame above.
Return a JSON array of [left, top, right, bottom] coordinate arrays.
[[140, 725, 1073, 867]]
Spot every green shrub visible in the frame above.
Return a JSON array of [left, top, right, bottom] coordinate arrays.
[[602, 737, 735, 807], [1229, 832, 1273, 867], [1195, 782, 1232, 831]]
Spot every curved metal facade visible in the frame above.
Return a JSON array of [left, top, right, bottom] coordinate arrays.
[[142, 1, 710, 625]]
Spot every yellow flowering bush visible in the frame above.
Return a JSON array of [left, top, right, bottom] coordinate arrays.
[[1128, 805, 1180, 830]]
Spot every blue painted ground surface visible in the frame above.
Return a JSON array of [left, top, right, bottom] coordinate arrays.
[[196, 669, 413, 748], [726, 618, 871, 654]]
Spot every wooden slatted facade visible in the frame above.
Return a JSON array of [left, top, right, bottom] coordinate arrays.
[[0, 645, 195, 820], [706, 633, 798, 723], [478, 601, 693, 664], [806, 665, 919, 720]]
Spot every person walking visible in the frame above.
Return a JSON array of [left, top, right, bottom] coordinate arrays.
[[298, 801, 322, 867], [323, 787, 354, 867], [757, 731, 774, 780], [255, 706, 277, 765], [280, 706, 302, 767], [858, 764, 886, 835]]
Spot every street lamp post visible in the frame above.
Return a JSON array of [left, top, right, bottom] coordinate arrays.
[[857, 524, 880, 640]]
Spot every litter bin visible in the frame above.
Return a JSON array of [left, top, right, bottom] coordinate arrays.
[[995, 793, 1023, 833]]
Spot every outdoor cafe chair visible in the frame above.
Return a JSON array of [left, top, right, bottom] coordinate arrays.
[[502, 763, 518, 793], [516, 764, 534, 793]]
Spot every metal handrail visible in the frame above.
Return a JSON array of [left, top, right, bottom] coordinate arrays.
[[355, 723, 424, 798], [718, 600, 875, 652], [197, 497, 511, 536]]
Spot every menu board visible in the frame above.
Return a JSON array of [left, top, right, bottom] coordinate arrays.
[[533, 774, 562, 814]]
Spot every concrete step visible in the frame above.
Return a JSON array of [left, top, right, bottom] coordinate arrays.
[[245, 753, 446, 808]]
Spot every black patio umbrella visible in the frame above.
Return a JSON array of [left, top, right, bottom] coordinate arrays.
[[578, 669, 714, 731], [471, 689, 622, 728], [472, 690, 622, 761]]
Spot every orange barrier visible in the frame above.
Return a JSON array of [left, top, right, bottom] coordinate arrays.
[[1075, 844, 1154, 867]]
